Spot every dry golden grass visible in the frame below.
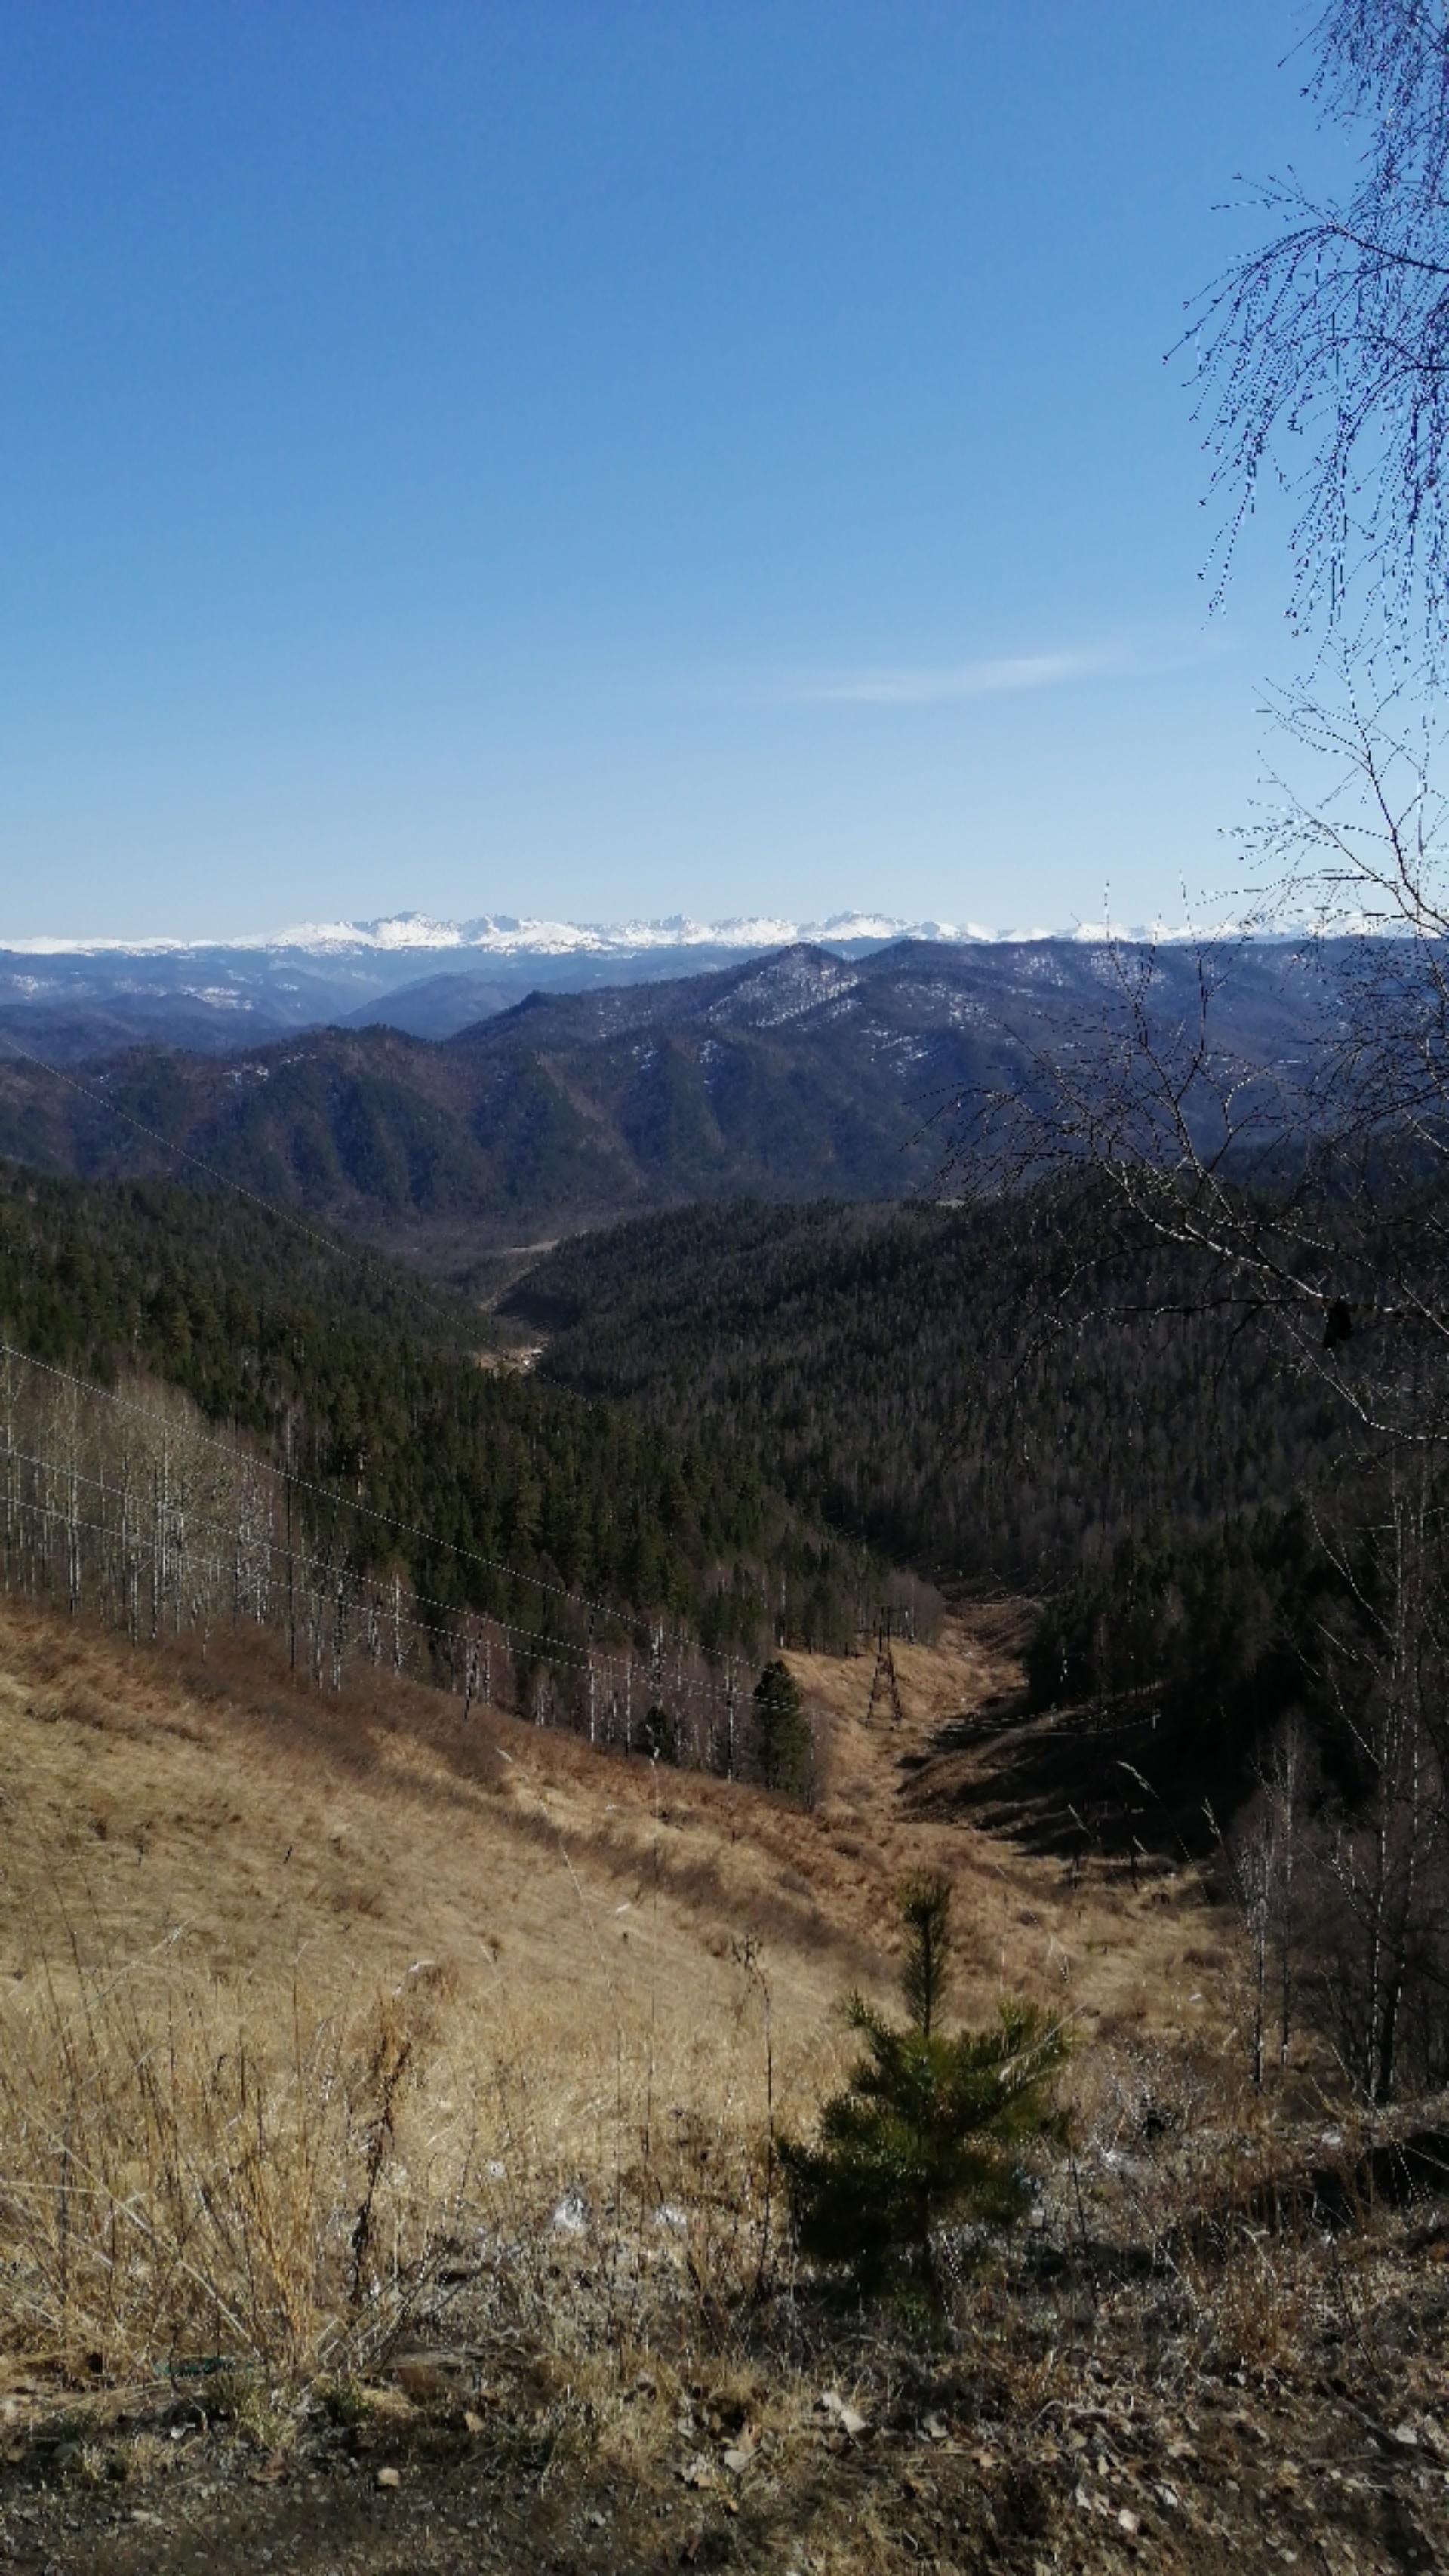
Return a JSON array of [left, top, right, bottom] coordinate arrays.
[[2, 1604, 1447, 2575], [0, 1599, 1232, 2059], [787, 1608, 1235, 2053], [0, 1594, 1235, 2391]]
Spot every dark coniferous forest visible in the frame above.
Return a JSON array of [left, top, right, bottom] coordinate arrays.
[[0, 1161, 872, 1662], [506, 1192, 1358, 1587]]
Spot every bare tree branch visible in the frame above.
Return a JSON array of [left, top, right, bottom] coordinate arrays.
[[1189, 3, 1449, 652]]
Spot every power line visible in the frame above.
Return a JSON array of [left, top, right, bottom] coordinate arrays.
[[0, 1033, 830, 1685], [0, 1036, 706, 1627], [0, 1338, 635, 1626], [0, 1342, 762, 1722], [0, 1477, 629, 1688]]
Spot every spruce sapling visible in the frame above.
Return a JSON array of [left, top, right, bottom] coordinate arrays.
[[780, 1874, 1069, 2295]]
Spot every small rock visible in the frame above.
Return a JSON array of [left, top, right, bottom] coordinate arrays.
[[1117, 2507, 1140, 2538], [463, 2411, 486, 2436], [721, 2446, 753, 2476], [817, 2390, 843, 2417], [837, 2406, 870, 2441], [680, 2454, 715, 2490], [922, 2412, 949, 2443], [1391, 2423, 1420, 2449], [376, 2466, 401, 2491]]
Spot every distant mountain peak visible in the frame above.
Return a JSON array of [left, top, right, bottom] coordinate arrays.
[[5, 906, 1300, 960], [266, 909, 987, 958], [260, 907, 1274, 955]]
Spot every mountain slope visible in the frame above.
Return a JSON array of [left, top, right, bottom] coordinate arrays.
[[0, 908, 987, 1057], [504, 1191, 1356, 1585], [0, 1158, 869, 1661], [0, 938, 1331, 1262]]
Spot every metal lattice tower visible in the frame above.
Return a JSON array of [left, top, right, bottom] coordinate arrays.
[[865, 1618, 906, 1728]]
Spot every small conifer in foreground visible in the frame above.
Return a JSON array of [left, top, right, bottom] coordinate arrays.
[[779, 1875, 1069, 2294]]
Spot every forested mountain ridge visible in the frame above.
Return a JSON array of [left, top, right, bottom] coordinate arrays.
[[0, 937, 1333, 1263], [506, 1192, 1358, 1586], [0, 909, 1012, 1063], [0, 1160, 872, 1659]]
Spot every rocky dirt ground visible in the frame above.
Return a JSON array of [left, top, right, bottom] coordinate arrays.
[[0, 2202, 1444, 2576]]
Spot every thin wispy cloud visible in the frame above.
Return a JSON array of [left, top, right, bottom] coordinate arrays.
[[786, 647, 1118, 706], [666, 630, 1231, 714], [764, 630, 1229, 708]]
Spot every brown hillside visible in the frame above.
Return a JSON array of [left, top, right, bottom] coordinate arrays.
[[0, 1598, 1229, 2080], [0, 1605, 1440, 2576]]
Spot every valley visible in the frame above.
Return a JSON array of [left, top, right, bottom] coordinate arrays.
[[505, 1192, 1356, 1588], [0, 945, 1444, 2574], [14, 1, 1449, 2563]]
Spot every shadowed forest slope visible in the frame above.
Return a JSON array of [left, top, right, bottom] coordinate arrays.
[[506, 1193, 1358, 1586], [0, 938, 1332, 1262], [0, 1160, 874, 1664]]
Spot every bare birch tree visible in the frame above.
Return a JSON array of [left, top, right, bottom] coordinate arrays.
[[1191, 2, 1449, 661]]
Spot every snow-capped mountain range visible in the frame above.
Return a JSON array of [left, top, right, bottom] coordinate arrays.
[[5, 906, 1266, 959], [0, 903, 1350, 1064]]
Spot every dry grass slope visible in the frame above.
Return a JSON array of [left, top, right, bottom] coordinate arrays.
[[0, 1601, 1441, 2574], [0, 1601, 1232, 2079]]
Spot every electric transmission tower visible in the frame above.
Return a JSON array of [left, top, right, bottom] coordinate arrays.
[[865, 1605, 909, 1728]]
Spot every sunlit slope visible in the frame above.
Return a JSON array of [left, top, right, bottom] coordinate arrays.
[[0, 1600, 1229, 2077]]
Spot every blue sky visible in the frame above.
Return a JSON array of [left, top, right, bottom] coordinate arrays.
[[0, 2, 1342, 940]]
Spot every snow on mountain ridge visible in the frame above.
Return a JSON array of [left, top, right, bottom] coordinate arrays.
[[7, 907, 1313, 959]]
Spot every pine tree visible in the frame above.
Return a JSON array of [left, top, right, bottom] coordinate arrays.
[[638, 1702, 678, 1764], [752, 1657, 810, 1796], [779, 1876, 1069, 2295]]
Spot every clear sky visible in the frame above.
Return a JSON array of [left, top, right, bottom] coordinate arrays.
[[0, 1, 1343, 940]]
